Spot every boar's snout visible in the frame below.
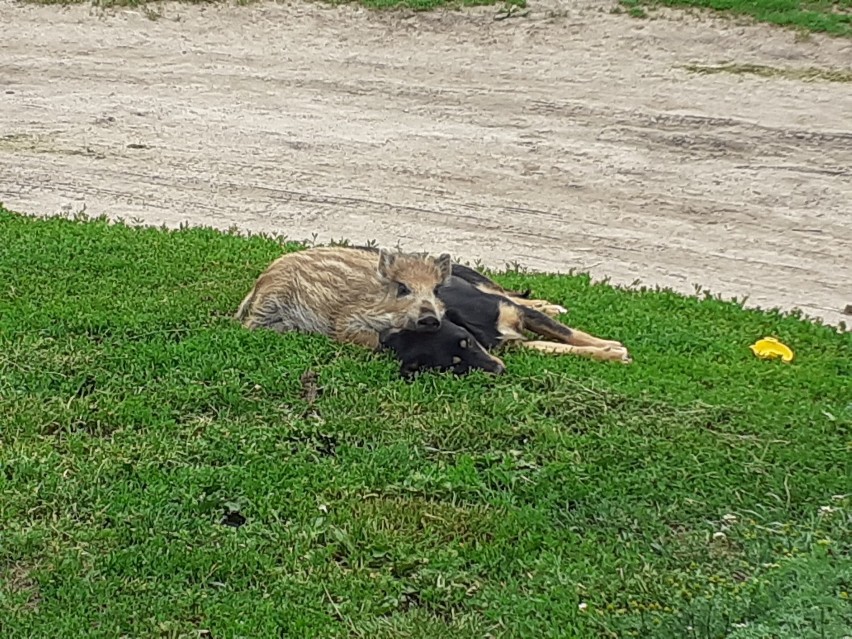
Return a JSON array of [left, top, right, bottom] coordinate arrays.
[[415, 303, 442, 332], [416, 313, 441, 332]]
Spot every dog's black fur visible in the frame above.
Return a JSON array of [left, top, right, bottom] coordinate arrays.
[[438, 274, 577, 347], [436, 274, 507, 350], [379, 320, 505, 379], [446, 262, 532, 300]]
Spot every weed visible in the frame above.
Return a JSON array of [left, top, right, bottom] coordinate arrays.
[[620, 0, 649, 18]]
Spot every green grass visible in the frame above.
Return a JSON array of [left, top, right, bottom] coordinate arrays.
[[620, 0, 851, 36], [1, 207, 850, 638]]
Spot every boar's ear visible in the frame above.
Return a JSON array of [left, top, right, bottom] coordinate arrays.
[[377, 249, 396, 280], [436, 253, 452, 283]]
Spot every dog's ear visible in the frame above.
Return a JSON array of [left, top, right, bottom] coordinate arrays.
[[377, 249, 396, 280], [435, 253, 452, 284]]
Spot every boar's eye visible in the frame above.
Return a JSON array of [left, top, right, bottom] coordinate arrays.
[[397, 283, 411, 297], [459, 339, 468, 349]]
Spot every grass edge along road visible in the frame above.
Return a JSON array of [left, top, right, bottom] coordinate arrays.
[[1, 208, 850, 638], [619, 0, 851, 37], [17, 0, 852, 36]]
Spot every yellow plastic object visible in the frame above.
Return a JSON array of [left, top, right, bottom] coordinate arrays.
[[750, 337, 794, 363]]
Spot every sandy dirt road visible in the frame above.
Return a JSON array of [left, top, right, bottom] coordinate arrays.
[[1, 0, 850, 327]]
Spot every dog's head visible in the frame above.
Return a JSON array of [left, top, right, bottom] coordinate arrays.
[[380, 320, 505, 379]]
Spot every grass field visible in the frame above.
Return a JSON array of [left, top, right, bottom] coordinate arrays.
[[1, 207, 850, 638]]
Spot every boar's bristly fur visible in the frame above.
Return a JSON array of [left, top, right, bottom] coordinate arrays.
[[236, 246, 452, 350]]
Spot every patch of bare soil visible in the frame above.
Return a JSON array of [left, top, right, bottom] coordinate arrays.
[[1, 0, 850, 327]]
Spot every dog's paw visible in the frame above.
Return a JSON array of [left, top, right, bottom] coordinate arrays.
[[526, 299, 569, 316], [599, 345, 632, 364]]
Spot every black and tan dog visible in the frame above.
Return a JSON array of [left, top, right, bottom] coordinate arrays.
[[441, 263, 630, 361], [378, 255, 631, 377]]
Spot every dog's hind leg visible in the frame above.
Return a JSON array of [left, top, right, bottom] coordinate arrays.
[[521, 340, 631, 364], [520, 308, 627, 352]]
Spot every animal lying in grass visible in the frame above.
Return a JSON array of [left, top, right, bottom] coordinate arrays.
[[440, 264, 629, 361], [236, 245, 452, 349], [236, 245, 630, 376]]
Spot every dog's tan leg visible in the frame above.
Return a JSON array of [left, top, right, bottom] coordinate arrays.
[[561, 328, 624, 350], [520, 308, 625, 350], [521, 340, 632, 364]]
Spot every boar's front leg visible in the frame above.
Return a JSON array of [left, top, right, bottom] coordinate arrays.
[[333, 313, 382, 350]]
